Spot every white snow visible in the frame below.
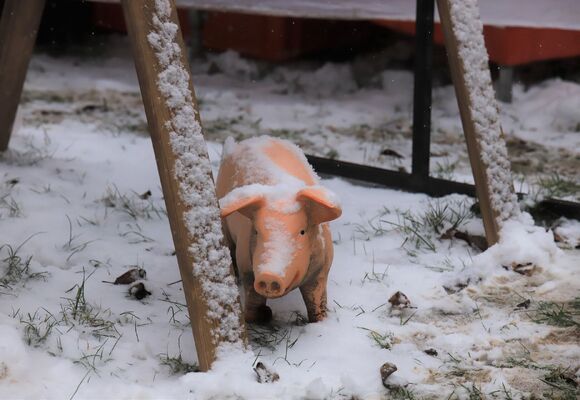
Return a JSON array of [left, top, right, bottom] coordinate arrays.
[[147, 0, 243, 344], [0, 37, 578, 399], [257, 218, 296, 276], [460, 217, 562, 285]]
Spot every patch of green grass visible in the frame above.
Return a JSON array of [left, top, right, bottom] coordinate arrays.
[[361, 263, 389, 285], [62, 215, 96, 263], [0, 235, 46, 289], [540, 366, 579, 399], [433, 158, 459, 180], [0, 193, 22, 218], [60, 269, 119, 339], [460, 383, 485, 400], [536, 173, 579, 200], [498, 355, 578, 399], [0, 244, 33, 289], [101, 185, 166, 220], [383, 199, 473, 253], [399, 310, 417, 326], [74, 340, 113, 376], [488, 383, 515, 399], [160, 354, 199, 374], [19, 309, 58, 347], [248, 323, 292, 352], [528, 301, 579, 328], [389, 386, 417, 400], [358, 327, 395, 349], [325, 148, 339, 159], [0, 133, 54, 166]]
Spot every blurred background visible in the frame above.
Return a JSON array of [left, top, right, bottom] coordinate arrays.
[[12, 0, 580, 92]]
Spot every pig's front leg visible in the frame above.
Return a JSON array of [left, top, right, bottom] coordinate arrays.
[[244, 286, 272, 324], [300, 271, 328, 322]]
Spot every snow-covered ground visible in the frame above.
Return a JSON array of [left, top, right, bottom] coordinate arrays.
[[0, 40, 579, 399]]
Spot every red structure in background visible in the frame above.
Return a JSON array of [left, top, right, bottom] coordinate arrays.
[[201, 12, 375, 62], [91, 3, 580, 66], [91, 2, 193, 37], [375, 20, 580, 66]]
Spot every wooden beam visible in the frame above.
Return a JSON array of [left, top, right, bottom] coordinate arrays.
[[0, 0, 45, 151], [121, 0, 246, 371], [437, 0, 520, 245]]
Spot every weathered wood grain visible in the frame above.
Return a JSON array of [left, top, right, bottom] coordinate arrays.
[[0, 0, 45, 151], [121, 0, 246, 371]]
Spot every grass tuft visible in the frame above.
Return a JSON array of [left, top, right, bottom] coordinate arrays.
[[540, 366, 579, 399], [0, 235, 46, 289], [101, 185, 166, 220], [0, 192, 22, 218], [159, 353, 199, 374], [60, 269, 120, 339], [358, 327, 395, 349], [388, 386, 417, 400], [433, 158, 459, 180], [385, 199, 473, 253], [535, 173, 580, 200], [0, 133, 54, 166], [528, 300, 579, 328], [20, 309, 59, 347]]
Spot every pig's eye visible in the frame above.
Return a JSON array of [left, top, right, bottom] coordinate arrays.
[[300, 229, 306, 236]]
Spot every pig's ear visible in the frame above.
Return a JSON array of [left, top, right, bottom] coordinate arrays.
[[219, 193, 264, 219], [297, 186, 342, 224]]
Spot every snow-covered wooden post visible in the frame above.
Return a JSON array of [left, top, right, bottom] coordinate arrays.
[[121, 0, 246, 371], [0, 0, 45, 151], [437, 0, 520, 245]]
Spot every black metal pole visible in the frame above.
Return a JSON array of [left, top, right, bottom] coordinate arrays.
[[307, 155, 580, 220], [411, 0, 435, 179]]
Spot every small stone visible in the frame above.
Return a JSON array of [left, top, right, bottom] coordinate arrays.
[[553, 231, 565, 243], [469, 234, 489, 252], [440, 229, 488, 252], [443, 281, 469, 294], [510, 262, 537, 276], [380, 148, 403, 158], [424, 348, 438, 357], [139, 190, 152, 200], [515, 299, 531, 309], [380, 362, 398, 387], [129, 282, 151, 300], [114, 268, 147, 285], [254, 362, 279, 383], [388, 291, 411, 309]]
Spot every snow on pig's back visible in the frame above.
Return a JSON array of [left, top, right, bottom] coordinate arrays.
[[218, 136, 319, 196]]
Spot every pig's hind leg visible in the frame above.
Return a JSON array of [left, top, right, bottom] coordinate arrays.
[[244, 285, 272, 324]]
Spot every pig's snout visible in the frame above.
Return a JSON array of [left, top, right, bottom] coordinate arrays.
[[254, 272, 287, 297]]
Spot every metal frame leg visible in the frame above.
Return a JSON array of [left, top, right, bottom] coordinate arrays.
[[496, 65, 514, 103], [411, 0, 435, 180]]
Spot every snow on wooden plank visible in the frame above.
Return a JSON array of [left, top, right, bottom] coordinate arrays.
[[437, 0, 519, 246], [121, 0, 245, 371]]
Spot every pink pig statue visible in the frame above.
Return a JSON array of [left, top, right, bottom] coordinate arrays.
[[215, 136, 342, 323]]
